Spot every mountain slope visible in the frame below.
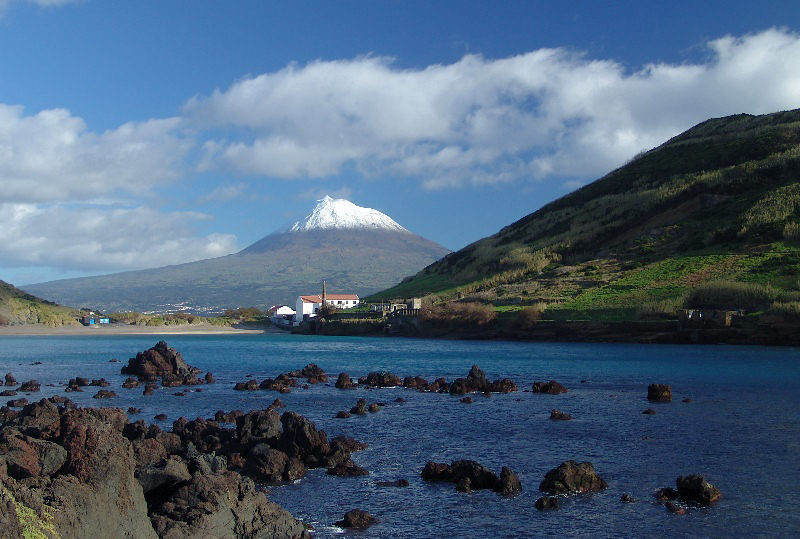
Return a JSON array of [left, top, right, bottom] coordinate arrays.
[[24, 198, 450, 313], [0, 280, 80, 326], [374, 109, 800, 320]]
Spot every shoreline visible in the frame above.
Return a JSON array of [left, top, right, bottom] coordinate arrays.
[[0, 322, 278, 336]]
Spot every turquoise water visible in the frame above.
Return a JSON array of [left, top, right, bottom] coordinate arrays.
[[1, 334, 799, 537]]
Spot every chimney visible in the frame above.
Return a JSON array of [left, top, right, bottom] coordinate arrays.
[[322, 280, 327, 305]]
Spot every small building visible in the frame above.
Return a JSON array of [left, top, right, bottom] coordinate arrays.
[[268, 305, 296, 317], [80, 314, 110, 326], [295, 293, 360, 321]]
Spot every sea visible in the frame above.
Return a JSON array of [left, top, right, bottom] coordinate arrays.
[[1, 333, 798, 538]]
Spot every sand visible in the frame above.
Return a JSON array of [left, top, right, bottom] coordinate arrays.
[[0, 322, 280, 336]]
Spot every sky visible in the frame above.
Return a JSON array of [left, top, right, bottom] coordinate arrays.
[[1, 1, 799, 286]]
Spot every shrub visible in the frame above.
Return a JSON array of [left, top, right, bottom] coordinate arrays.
[[767, 301, 800, 319], [685, 280, 775, 311], [784, 222, 800, 242], [419, 301, 496, 327], [516, 306, 543, 329]]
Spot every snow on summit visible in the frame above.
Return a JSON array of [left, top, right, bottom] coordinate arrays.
[[289, 196, 409, 233]]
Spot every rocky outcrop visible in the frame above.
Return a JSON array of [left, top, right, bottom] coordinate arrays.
[[532, 380, 568, 394], [4, 373, 15, 386], [647, 383, 672, 402], [360, 371, 402, 387], [676, 474, 722, 505], [121, 341, 203, 386], [449, 366, 518, 395], [336, 509, 377, 529], [335, 372, 354, 389], [0, 397, 313, 538], [539, 460, 607, 494], [421, 460, 521, 496]]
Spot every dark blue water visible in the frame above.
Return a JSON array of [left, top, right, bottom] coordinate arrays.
[[1, 334, 799, 537]]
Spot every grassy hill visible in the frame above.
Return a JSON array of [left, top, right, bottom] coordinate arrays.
[[0, 281, 81, 326], [373, 109, 800, 322]]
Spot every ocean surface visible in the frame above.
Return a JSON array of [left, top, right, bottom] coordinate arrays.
[[1, 333, 799, 537]]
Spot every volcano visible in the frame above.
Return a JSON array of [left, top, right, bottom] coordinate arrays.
[[23, 197, 450, 314]]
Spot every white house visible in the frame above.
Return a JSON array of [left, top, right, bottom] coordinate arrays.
[[295, 293, 360, 320], [268, 305, 296, 317]]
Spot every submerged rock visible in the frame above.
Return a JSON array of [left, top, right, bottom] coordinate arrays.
[[535, 496, 560, 510], [550, 409, 572, 420]]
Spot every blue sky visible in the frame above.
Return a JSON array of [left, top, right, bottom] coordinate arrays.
[[1, 1, 799, 286]]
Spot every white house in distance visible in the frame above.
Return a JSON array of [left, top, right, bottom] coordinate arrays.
[[295, 293, 360, 319], [268, 305, 296, 317]]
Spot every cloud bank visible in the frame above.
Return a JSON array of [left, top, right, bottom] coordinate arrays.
[[187, 28, 800, 188]]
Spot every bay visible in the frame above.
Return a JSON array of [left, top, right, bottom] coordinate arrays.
[[1, 334, 798, 537]]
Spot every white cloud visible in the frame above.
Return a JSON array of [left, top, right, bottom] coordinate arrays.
[[186, 28, 800, 188], [0, 203, 238, 273], [0, 105, 189, 204]]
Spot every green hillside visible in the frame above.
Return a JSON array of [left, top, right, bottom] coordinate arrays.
[[373, 109, 800, 321], [0, 281, 81, 326]]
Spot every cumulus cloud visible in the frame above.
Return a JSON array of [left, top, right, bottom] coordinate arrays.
[[0, 203, 237, 273], [0, 105, 189, 204], [186, 28, 800, 189]]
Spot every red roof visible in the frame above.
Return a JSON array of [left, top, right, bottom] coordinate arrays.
[[300, 294, 359, 303]]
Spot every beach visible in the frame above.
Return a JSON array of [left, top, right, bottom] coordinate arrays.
[[0, 322, 276, 336]]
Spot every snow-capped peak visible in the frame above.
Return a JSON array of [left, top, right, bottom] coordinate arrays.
[[289, 196, 409, 233]]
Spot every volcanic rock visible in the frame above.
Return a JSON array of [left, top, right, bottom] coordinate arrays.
[[121, 341, 202, 384], [327, 460, 369, 477], [300, 363, 328, 383], [4, 372, 16, 386], [665, 501, 686, 515], [92, 390, 117, 399], [676, 474, 722, 505], [122, 377, 141, 389], [497, 467, 522, 496], [7, 398, 28, 407], [336, 509, 378, 529], [235, 379, 260, 391], [19, 380, 41, 392], [204, 372, 216, 384], [532, 380, 567, 394], [647, 383, 672, 402], [89, 378, 110, 387], [539, 460, 607, 494], [361, 371, 401, 387], [335, 372, 355, 389], [350, 398, 367, 415]]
